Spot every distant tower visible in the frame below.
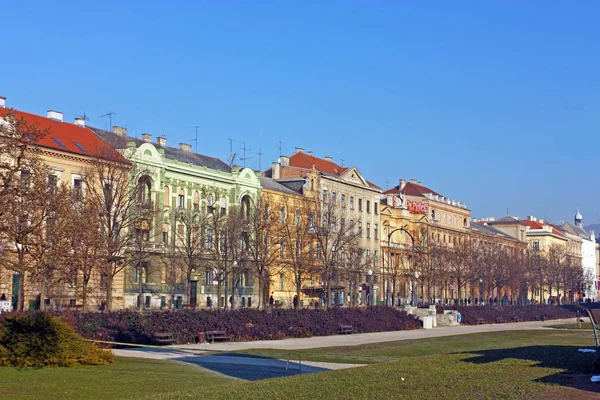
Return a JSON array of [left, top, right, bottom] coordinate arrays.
[[575, 209, 583, 226]]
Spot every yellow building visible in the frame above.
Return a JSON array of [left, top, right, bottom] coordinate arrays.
[[0, 102, 129, 311]]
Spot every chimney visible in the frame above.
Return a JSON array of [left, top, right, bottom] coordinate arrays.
[[156, 137, 167, 146], [0, 96, 5, 108], [279, 155, 289, 166], [399, 179, 406, 190], [141, 133, 152, 142], [324, 156, 333, 162], [307, 151, 313, 156], [410, 179, 417, 184], [417, 181, 422, 186], [295, 147, 304, 154], [74, 117, 85, 127], [179, 143, 191, 151], [47, 110, 63, 122], [527, 216, 536, 222], [112, 126, 127, 136], [271, 161, 280, 179]]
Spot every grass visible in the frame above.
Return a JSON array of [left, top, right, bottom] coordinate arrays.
[[0, 357, 233, 400], [1, 330, 598, 400]]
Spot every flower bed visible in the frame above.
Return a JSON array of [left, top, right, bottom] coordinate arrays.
[[60, 307, 421, 345], [445, 304, 578, 325]]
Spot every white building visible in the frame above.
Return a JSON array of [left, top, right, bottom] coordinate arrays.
[[563, 211, 597, 300]]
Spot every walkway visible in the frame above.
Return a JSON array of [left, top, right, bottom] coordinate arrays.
[[175, 318, 578, 352]]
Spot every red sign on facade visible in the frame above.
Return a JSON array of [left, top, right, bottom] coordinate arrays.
[[407, 200, 428, 214]]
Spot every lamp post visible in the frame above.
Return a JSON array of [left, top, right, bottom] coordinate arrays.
[[387, 224, 415, 308], [367, 269, 373, 306], [230, 261, 238, 310], [414, 271, 419, 307], [479, 278, 483, 306]]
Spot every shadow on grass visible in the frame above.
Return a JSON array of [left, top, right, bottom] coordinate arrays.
[[461, 345, 599, 393]]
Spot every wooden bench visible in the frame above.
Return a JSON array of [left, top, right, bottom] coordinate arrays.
[[152, 332, 176, 345], [339, 324, 357, 334], [495, 317, 505, 324], [475, 317, 486, 325], [181, 304, 197, 310], [512, 316, 523, 323], [584, 308, 600, 373], [206, 330, 231, 343]]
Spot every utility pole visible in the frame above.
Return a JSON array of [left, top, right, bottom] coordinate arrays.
[[255, 132, 263, 171], [101, 111, 115, 130], [240, 142, 252, 168]]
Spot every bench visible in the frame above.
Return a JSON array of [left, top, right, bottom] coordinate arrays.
[[181, 304, 197, 310], [339, 324, 357, 334], [152, 332, 176, 345], [495, 317, 505, 324], [206, 330, 231, 343], [475, 317, 486, 325], [584, 308, 600, 373], [512, 316, 523, 323]]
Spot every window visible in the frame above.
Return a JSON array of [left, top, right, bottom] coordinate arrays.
[[103, 183, 112, 203], [374, 224, 378, 240], [322, 189, 327, 202], [431, 209, 436, 221], [365, 249, 370, 263], [358, 221, 363, 236], [48, 174, 58, 188], [358, 199, 363, 212], [341, 194, 346, 207], [367, 200, 371, 213], [332, 192, 336, 203], [279, 240, 285, 258], [331, 217, 337, 232], [193, 191, 200, 211], [73, 141, 87, 152], [279, 274, 285, 291], [317, 243, 323, 260], [374, 250, 378, 266], [340, 218, 345, 232], [263, 203, 269, 221], [220, 206, 226, 216], [73, 178, 82, 198], [295, 210, 301, 226], [533, 241, 540, 252], [349, 220, 355, 233], [374, 202, 378, 215], [100, 273, 108, 289], [280, 207, 285, 224], [206, 229, 213, 249], [350, 196, 354, 209], [162, 231, 168, 244], [366, 223, 371, 238], [177, 189, 185, 208]]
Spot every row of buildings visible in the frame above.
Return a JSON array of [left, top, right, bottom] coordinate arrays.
[[0, 97, 597, 311]]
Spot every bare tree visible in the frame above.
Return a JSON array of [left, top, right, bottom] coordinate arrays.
[[446, 238, 474, 304]]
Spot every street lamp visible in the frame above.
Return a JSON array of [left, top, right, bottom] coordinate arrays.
[[231, 261, 238, 310], [367, 269, 373, 306], [479, 278, 483, 306], [414, 271, 419, 307]]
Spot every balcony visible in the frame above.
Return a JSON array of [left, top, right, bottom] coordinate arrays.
[[126, 283, 185, 294], [128, 241, 165, 253]]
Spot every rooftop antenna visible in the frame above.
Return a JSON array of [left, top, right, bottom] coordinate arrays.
[[101, 111, 115, 130], [76, 112, 90, 122], [340, 158, 345, 167], [385, 180, 389, 190], [507, 208, 510, 216], [279, 141, 282, 157], [240, 141, 252, 168], [184, 125, 201, 152], [255, 133, 263, 171]]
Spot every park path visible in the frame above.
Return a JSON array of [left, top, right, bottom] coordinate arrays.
[[174, 317, 579, 352]]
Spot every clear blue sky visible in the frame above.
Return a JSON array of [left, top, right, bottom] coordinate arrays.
[[2, 1, 598, 225]]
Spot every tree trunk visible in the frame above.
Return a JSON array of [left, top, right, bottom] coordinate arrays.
[[18, 272, 25, 311], [82, 281, 88, 313], [138, 272, 144, 311], [106, 273, 114, 311], [39, 281, 46, 312]]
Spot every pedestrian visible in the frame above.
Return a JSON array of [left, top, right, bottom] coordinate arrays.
[[207, 297, 213, 310], [293, 295, 298, 309], [269, 293, 274, 308]]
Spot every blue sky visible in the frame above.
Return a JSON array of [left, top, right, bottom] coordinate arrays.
[[2, 1, 599, 225]]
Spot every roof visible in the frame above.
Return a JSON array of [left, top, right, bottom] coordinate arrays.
[[0, 108, 127, 163], [563, 220, 590, 239], [281, 152, 380, 189], [520, 219, 565, 237], [275, 179, 307, 195], [384, 181, 442, 198], [472, 222, 516, 240], [489, 216, 528, 226], [259, 177, 301, 196], [89, 127, 231, 172]]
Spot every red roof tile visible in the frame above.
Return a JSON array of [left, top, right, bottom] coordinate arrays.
[[0, 108, 127, 163], [384, 181, 442, 198], [287, 153, 379, 189], [520, 220, 565, 237]]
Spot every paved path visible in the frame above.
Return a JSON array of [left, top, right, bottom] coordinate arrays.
[[175, 318, 579, 352]]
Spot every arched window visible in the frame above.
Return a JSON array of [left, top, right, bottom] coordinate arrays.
[[163, 186, 170, 207], [241, 195, 251, 220], [137, 176, 152, 204], [193, 191, 200, 211]]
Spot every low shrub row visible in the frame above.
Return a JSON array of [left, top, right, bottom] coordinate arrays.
[[0, 313, 114, 367], [446, 304, 578, 325], [62, 307, 421, 345]]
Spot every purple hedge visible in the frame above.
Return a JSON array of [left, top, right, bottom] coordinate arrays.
[[58, 307, 421, 345], [446, 304, 578, 325]]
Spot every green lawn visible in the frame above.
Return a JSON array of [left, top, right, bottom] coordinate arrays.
[[1, 330, 597, 400]]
